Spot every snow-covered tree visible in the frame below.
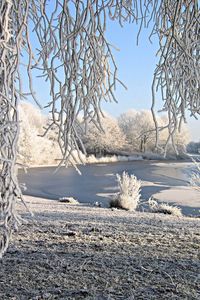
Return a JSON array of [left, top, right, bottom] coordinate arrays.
[[18, 103, 61, 165], [118, 110, 138, 150], [118, 110, 190, 154], [158, 115, 190, 155], [118, 110, 158, 152], [84, 114, 126, 156]]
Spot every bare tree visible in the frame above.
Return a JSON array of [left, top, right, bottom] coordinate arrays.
[[0, 1, 199, 257]]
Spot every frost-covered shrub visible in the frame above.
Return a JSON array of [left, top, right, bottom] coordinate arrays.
[[190, 159, 200, 192], [148, 198, 182, 217], [110, 172, 141, 211]]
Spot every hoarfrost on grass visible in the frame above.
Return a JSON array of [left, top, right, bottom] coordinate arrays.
[[148, 198, 182, 217]]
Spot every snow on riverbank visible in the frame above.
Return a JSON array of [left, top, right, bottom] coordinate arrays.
[[25, 153, 143, 168]]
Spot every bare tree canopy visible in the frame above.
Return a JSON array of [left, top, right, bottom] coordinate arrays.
[[0, 0, 199, 257]]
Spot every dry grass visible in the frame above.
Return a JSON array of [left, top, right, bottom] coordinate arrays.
[[0, 197, 199, 300], [149, 198, 183, 217]]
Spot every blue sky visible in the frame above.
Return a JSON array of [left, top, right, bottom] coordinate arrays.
[[24, 8, 199, 142], [103, 19, 158, 114], [102, 19, 200, 141]]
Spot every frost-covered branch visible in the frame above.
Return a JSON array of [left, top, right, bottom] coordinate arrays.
[[151, 0, 200, 153]]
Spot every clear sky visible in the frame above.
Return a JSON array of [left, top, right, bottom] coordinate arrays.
[[103, 19, 158, 114], [102, 19, 200, 141], [25, 10, 199, 142]]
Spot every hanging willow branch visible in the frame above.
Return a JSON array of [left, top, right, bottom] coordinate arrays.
[[151, 0, 200, 155], [0, 0, 199, 257]]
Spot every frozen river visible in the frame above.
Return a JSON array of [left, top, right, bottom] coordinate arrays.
[[19, 160, 200, 216]]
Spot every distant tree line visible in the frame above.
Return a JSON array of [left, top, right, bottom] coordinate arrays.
[[18, 103, 190, 165]]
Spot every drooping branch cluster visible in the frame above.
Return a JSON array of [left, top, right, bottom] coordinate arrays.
[[29, 0, 144, 168], [28, 0, 199, 158], [0, 0, 199, 256], [150, 0, 200, 154]]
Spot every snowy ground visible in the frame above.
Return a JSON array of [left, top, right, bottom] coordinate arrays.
[[2, 160, 200, 298], [0, 197, 199, 299]]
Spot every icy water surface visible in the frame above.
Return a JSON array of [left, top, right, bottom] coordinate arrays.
[[19, 160, 200, 216]]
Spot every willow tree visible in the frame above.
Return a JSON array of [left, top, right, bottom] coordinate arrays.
[[0, 0, 199, 257]]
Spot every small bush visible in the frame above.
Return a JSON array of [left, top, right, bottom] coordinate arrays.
[[148, 198, 182, 217], [58, 197, 79, 204], [110, 171, 141, 211]]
